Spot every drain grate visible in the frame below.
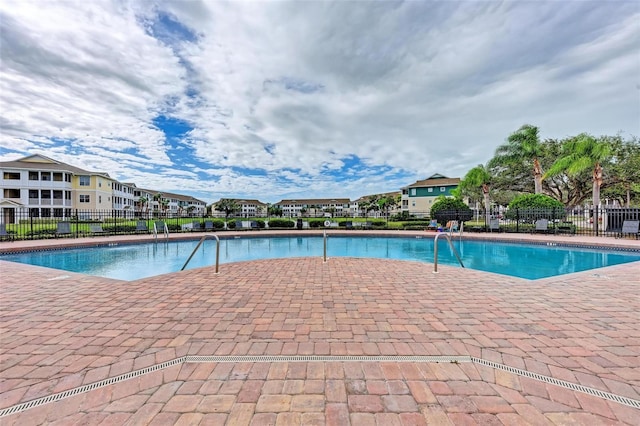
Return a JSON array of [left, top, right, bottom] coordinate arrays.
[[2, 355, 639, 417], [0, 357, 185, 417], [472, 357, 640, 409], [185, 355, 472, 363]]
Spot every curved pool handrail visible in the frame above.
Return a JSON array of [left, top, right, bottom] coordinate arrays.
[[181, 234, 220, 273], [433, 233, 465, 273]]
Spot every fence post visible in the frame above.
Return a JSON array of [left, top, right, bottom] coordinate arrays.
[[594, 206, 599, 237], [75, 209, 79, 238], [30, 210, 34, 240], [516, 208, 520, 233]]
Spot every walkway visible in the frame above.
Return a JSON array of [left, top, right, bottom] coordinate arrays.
[[1, 231, 639, 425]]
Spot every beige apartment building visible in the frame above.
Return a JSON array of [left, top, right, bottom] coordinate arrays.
[[0, 154, 205, 223]]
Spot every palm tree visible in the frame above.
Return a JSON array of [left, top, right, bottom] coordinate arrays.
[[495, 124, 544, 193], [359, 200, 371, 219], [138, 196, 148, 217], [268, 204, 283, 218], [545, 133, 611, 210], [215, 198, 240, 227], [460, 164, 492, 226]]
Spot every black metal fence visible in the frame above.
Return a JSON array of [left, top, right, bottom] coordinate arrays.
[[459, 207, 640, 237], [1, 207, 638, 241], [0, 210, 218, 240]]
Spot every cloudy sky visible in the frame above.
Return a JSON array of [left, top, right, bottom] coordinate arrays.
[[1, 1, 638, 203]]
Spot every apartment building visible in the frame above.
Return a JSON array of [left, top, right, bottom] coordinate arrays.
[[401, 173, 460, 217], [210, 199, 267, 218], [275, 198, 351, 217], [352, 191, 402, 218], [0, 154, 205, 223]]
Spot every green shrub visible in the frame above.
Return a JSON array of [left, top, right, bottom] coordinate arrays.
[[267, 219, 295, 228], [430, 198, 473, 223], [308, 219, 327, 228], [505, 194, 566, 221]]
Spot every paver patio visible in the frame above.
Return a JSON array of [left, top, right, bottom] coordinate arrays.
[[1, 231, 639, 425]]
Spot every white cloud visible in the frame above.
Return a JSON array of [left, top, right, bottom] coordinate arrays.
[[1, 0, 638, 203]]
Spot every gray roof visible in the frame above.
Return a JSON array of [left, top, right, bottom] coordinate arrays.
[[0, 154, 98, 175]]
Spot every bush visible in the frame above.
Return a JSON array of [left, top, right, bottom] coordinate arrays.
[[267, 219, 295, 228], [390, 212, 414, 221], [505, 194, 566, 221], [309, 219, 327, 228], [430, 198, 473, 223]]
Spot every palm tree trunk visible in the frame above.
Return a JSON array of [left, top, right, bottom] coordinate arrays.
[[482, 184, 491, 226], [592, 163, 603, 208], [533, 158, 543, 194]]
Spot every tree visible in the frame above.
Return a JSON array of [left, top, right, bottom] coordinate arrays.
[[215, 198, 240, 225], [505, 194, 565, 222], [430, 197, 473, 224], [545, 134, 611, 209], [138, 196, 148, 216], [268, 205, 283, 217], [603, 136, 640, 207], [358, 200, 371, 219], [459, 164, 492, 226], [493, 124, 544, 194], [375, 194, 400, 224]]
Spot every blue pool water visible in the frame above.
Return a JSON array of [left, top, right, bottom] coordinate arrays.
[[2, 236, 639, 281]]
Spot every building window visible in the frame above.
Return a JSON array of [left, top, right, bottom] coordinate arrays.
[[410, 188, 416, 196], [3, 172, 20, 180], [29, 171, 39, 180], [3, 188, 20, 198], [79, 176, 90, 186], [80, 195, 90, 203], [440, 187, 446, 192], [53, 172, 63, 181], [98, 182, 102, 187], [41, 172, 51, 181], [428, 188, 433, 192], [65, 173, 71, 182], [99, 195, 102, 203]]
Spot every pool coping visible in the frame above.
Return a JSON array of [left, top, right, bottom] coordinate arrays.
[[2, 229, 640, 255]]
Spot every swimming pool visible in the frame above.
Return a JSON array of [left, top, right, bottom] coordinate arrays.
[[3, 236, 639, 281]]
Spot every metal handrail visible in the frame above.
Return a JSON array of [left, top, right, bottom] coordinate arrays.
[[181, 234, 220, 273], [433, 233, 465, 273], [323, 230, 327, 262], [153, 222, 169, 242]]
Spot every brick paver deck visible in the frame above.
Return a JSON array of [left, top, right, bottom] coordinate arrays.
[[1, 231, 639, 425]]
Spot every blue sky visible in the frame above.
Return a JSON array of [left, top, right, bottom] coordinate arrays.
[[1, 1, 638, 204]]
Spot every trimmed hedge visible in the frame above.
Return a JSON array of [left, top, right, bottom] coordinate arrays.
[[267, 219, 295, 228]]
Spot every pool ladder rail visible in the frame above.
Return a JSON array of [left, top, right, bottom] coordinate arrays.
[[181, 235, 220, 273], [153, 222, 169, 242], [433, 233, 465, 273], [181, 231, 459, 275]]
